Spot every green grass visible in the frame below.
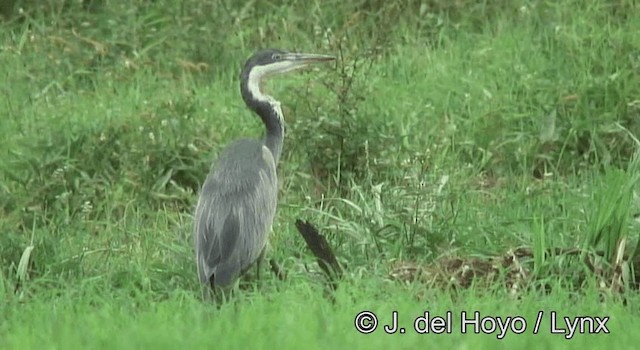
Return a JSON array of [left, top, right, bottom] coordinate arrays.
[[3, 283, 639, 349], [1, 0, 640, 348]]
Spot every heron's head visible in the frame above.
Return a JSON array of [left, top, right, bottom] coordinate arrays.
[[241, 49, 335, 103], [244, 48, 335, 78]]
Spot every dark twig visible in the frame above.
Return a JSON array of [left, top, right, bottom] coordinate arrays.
[[295, 219, 343, 291]]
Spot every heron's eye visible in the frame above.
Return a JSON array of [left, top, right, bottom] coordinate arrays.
[[272, 53, 282, 61]]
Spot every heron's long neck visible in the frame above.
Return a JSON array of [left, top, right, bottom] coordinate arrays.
[[240, 77, 284, 164], [254, 99, 284, 163]]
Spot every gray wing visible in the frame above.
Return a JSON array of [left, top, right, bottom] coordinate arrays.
[[194, 142, 278, 287]]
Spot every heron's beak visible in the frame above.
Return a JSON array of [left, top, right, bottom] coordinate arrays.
[[285, 52, 336, 64], [267, 52, 335, 75], [282, 53, 336, 72]]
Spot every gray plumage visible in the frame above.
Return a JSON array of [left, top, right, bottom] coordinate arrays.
[[195, 140, 277, 286], [194, 49, 334, 289]]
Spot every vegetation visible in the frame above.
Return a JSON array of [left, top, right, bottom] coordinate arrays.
[[1, 0, 640, 348]]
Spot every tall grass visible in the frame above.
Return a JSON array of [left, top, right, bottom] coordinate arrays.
[[1, 0, 640, 348]]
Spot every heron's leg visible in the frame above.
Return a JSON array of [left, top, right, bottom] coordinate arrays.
[[269, 258, 287, 281], [199, 276, 215, 302], [255, 247, 266, 287], [204, 276, 234, 305], [201, 279, 217, 303]]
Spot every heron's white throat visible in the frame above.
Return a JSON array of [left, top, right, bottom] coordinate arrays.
[[247, 61, 305, 123]]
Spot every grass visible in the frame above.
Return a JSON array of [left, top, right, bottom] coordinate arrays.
[[1, 0, 640, 348], [3, 283, 640, 349]]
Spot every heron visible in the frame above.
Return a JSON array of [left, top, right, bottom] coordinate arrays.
[[194, 49, 335, 295]]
